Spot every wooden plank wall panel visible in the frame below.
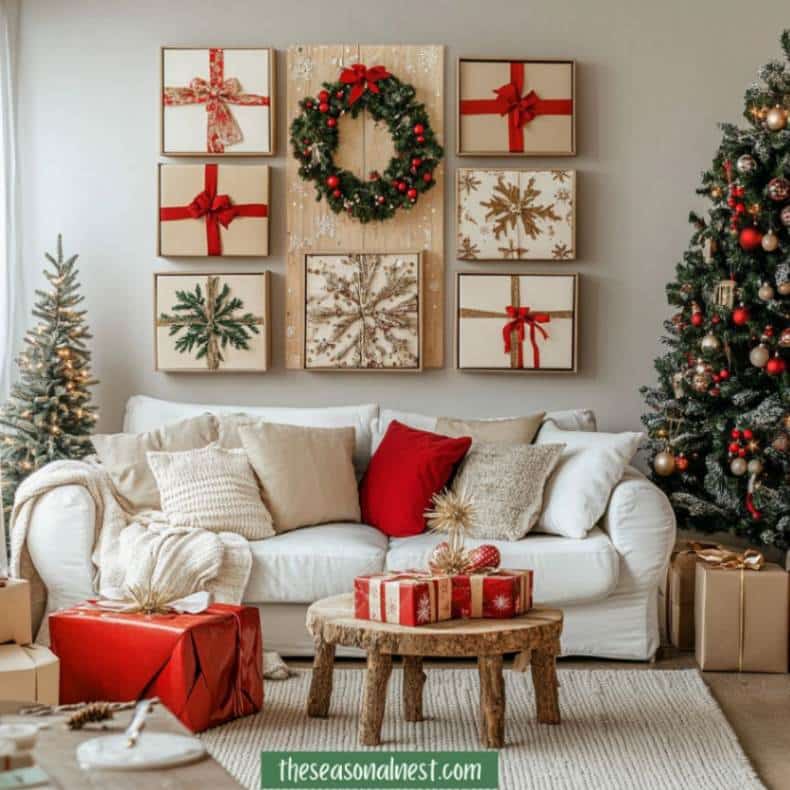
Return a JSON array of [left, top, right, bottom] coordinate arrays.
[[285, 44, 445, 369]]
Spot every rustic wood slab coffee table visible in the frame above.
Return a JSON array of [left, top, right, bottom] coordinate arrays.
[[305, 593, 563, 748]]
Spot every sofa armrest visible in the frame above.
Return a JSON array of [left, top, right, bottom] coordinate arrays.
[[601, 466, 676, 593], [26, 484, 96, 613]]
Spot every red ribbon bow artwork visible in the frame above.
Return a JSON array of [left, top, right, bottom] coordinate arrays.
[[339, 63, 391, 105], [502, 305, 551, 369], [159, 164, 268, 256], [459, 62, 573, 152], [163, 48, 270, 153]]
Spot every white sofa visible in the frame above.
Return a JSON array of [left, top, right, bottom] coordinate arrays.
[[24, 396, 676, 661]]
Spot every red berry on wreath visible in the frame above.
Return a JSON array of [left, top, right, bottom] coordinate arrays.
[[766, 354, 786, 376], [742, 428, 753, 440], [413, 123, 425, 135], [327, 117, 337, 128], [326, 175, 339, 189], [306, 101, 314, 109], [738, 226, 762, 251], [318, 90, 329, 102], [376, 195, 386, 205], [732, 186, 744, 197], [728, 441, 740, 454], [319, 102, 329, 113], [411, 157, 422, 168], [731, 304, 750, 326], [407, 188, 418, 199], [335, 90, 344, 99], [332, 189, 341, 198], [422, 172, 433, 183], [690, 312, 704, 327], [416, 135, 425, 144], [397, 181, 407, 192], [737, 447, 747, 457]]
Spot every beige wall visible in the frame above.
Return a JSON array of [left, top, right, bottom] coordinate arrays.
[[15, 0, 786, 433]]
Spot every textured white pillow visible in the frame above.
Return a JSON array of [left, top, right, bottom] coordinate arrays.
[[146, 444, 274, 541], [535, 423, 644, 538]]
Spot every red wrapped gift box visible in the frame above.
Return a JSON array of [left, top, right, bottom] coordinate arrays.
[[451, 570, 533, 619], [49, 603, 262, 733], [354, 572, 453, 626]]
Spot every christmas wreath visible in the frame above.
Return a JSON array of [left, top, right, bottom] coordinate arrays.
[[290, 63, 444, 223]]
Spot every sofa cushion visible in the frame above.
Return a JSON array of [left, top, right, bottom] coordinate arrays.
[[436, 413, 545, 445], [244, 523, 389, 603], [122, 395, 378, 475], [385, 528, 619, 607], [372, 407, 597, 453]]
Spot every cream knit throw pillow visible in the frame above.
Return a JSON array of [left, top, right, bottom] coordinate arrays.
[[453, 442, 565, 541], [147, 444, 274, 541]]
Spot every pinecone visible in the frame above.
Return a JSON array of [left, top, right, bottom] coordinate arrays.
[[66, 702, 114, 730]]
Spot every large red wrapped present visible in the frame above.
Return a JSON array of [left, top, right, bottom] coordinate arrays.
[[49, 603, 262, 732], [354, 572, 453, 626], [451, 569, 533, 619]]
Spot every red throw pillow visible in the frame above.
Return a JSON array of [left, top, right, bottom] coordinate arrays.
[[360, 420, 472, 537]]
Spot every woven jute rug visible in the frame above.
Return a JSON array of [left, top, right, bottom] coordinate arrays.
[[201, 668, 763, 790]]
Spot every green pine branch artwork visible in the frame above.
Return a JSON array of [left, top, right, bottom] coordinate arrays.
[[157, 276, 263, 371]]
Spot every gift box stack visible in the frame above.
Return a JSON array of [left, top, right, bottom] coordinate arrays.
[[49, 602, 263, 732], [0, 578, 59, 705]]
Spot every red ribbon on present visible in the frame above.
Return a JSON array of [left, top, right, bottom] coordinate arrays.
[[163, 48, 270, 153], [459, 61, 573, 152], [159, 164, 268, 256], [502, 305, 550, 369], [339, 63, 391, 105]]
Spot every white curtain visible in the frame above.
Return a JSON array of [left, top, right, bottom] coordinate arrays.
[[0, 0, 20, 574]]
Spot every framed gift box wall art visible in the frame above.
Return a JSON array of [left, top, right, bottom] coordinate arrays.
[[457, 58, 575, 156], [161, 47, 274, 155], [155, 272, 270, 372], [158, 163, 269, 257], [457, 169, 576, 260], [456, 272, 578, 372], [304, 252, 422, 372]]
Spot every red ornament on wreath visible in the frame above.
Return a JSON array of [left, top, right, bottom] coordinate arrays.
[[738, 226, 763, 251]]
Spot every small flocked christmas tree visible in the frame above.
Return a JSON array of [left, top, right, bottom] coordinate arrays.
[[641, 32, 790, 551], [0, 236, 98, 526]]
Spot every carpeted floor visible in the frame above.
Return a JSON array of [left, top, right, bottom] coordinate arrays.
[[201, 668, 763, 790]]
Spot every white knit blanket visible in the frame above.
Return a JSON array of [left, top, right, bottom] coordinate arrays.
[[9, 459, 252, 640]]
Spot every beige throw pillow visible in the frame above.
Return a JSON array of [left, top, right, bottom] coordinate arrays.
[[92, 414, 217, 510], [453, 442, 565, 541], [238, 422, 360, 532], [146, 444, 274, 540], [436, 413, 545, 445]]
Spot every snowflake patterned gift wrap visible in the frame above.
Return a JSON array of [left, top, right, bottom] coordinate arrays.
[[456, 272, 578, 371], [304, 252, 422, 371], [354, 572, 453, 627], [155, 272, 269, 372], [457, 169, 575, 261], [451, 570, 533, 620], [159, 164, 269, 257], [161, 47, 273, 155]]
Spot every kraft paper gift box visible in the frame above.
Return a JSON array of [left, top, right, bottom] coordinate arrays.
[[694, 561, 789, 672], [354, 572, 453, 627], [0, 579, 32, 646], [161, 47, 273, 155], [458, 59, 575, 155], [159, 163, 270, 257], [0, 644, 59, 704], [457, 169, 576, 261], [456, 273, 578, 371]]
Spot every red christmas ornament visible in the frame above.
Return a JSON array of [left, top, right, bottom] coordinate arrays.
[[732, 186, 745, 197], [416, 135, 426, 144], [718, 369, 729, 380], [690, 312, 704, 327], [726, 196, 736, 208], [305, 101, 314, 109], [326, 117, 337, 128], [738, 226, 763, 251], [675, 455, 689, 471], [765, 355, 786, 376], [318, 102, 329, 113], [712, 373, 721, 383], [735, 203, 745, 214], [738, 447, 747, 457], [411, 157, 422, 168], [326, 175, 339, 189], [731, 305, 750, 326], [376, 195, 386, 205], [407, 188, 418, 200], [318, 90, 329, 102], [422, 172, 433, 183], [731, 429, 742, 439], [742, 428, 753, 440], [465, 544, 501, 573], [728, 441, 741, 454], [332, 189, 341, 198], [413, 123, 425, 135]]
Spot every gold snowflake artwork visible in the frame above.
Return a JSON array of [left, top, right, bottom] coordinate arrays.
[[305, 253, 421, 370], [552, 243, 573, 260], [481, 175, 561, 240], [458, 171, 482, 196], [458, 235, 480, 260], [552, 170, 572, 183]]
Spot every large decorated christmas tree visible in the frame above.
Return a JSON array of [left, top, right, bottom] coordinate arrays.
[[642, 31, 790, 551], [0, 237, 98, 526]]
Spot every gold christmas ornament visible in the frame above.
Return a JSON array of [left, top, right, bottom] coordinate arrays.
[[761, 230, 779, 252], [749, 343, 770, 368], [747, 202, 762, 216], [779, 327, 790, 348], [779, 281, 790, 297], [653, 450, 676, 477], [765, 105, 788, 131], [700, 333, 721, 352], [746, 459, 763, 476], [730, 457, 748, 476], [710, 186, 723, 200], [758, 281, 775, 301]]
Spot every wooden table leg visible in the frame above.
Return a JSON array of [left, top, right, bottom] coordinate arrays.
[[478, 654, 505, 748], [306, 638, 336, 718], [531, 646, 560, 725], [359, 649, 393, 746], [403, 656, 425, 722]]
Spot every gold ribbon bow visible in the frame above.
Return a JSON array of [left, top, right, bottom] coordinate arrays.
[[694, 546, 764, 571]]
